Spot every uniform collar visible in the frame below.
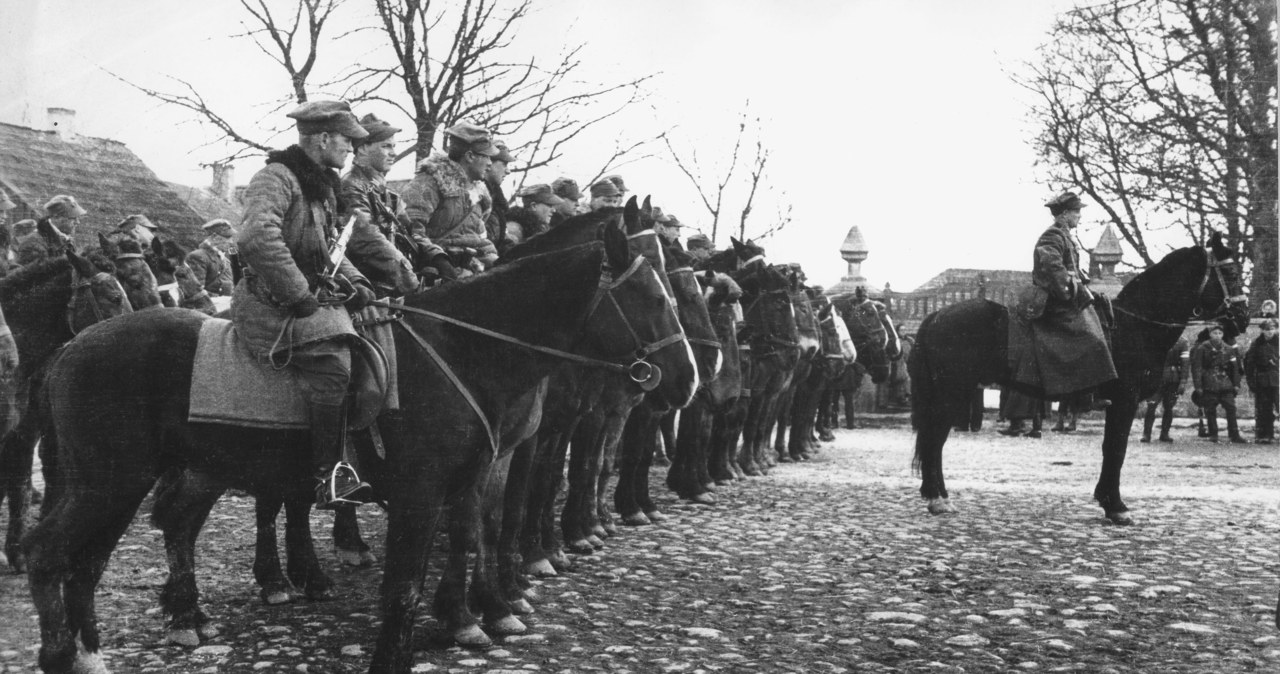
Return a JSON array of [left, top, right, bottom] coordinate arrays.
[[350, 162, 387, 190]]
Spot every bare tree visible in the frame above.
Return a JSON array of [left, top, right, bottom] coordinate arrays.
[[1016, 0, 1276, 305], [665, 103, 792, 246]]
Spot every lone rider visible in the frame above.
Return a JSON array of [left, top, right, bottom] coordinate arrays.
[[233, 100, 377, 509], [1010, 191, 1117, 408]]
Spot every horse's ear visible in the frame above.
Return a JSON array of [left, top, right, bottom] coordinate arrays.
[[66, 249, 97, 277], [730, 237, 746, 257], [151, 235, 165, 257], [97, 232, 114, 253], [623, 197, 640, 233], [640, 195, 650, 213], [37, 219, 59, 240], [1208, 231, 1229, 258], [602, 219, 631, 271]]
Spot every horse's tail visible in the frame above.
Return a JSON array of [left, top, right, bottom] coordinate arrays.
[[909, 312, 939, 472]]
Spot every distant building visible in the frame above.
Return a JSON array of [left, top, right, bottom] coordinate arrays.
[[165, 163, 243, 229], [0, 108, 206, 248]]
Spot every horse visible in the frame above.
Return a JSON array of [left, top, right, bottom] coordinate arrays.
[[94, 234, 163, 312], [909, 234, 1248, 523], [0, 251, 140, 572], [832, 292, 903, 385], [24, 219, 696, 674], [771, 286, 834, 463], [778, 295, 857, 460]]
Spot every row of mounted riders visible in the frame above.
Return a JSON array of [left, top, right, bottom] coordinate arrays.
[[0, 198, 906, 673]]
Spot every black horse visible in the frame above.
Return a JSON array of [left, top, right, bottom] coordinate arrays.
[[909, 234, 1248, 524]]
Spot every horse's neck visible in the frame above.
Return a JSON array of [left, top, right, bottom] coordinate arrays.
[[6, 274, 75, 365], [1115, 254, 1203, 323]]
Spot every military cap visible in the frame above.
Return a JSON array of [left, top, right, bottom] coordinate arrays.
[[651, 206, 667, 223], [117, 214, 157, 231], [663, 213, 683, 228], [0, 188, 14, 211], [1261, 318, 1278, 330], [44, 194, 87, 218], [356, 113, 400, 145], [443, 122, 499, 157], [686, 233, 713, 250], [552, 177, 583, 201], [202, 218, 234, 232], [287, 100, 368, 139], [492, 140, 516, 164], [517, 184, 564, 207], [590, 180, 621, 198], [11, 219, 36, 238], [1044, 191, 1087, 211], [604, 174, 628, 194]]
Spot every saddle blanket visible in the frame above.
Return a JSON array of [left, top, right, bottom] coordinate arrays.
[[188, 318, 308, 429]]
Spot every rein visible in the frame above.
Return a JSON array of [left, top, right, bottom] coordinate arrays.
[[668, 266, 724, 351]]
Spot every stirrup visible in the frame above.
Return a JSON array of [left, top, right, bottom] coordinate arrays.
[[315, 462, 373, 510]]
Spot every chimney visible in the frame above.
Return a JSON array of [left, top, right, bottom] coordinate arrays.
[[47, 107, 76, 142], [210, 163, 235, 203]]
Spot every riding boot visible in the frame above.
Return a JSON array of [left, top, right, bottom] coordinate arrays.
[[1205, 409, 1219, 443], [999, 418, 1026, 437], [1197, 409, 1209, 437], [1051, 411, 1066, 433], [1226, 413, 1247, 444], [1026, 415, 1042, 439], [1140, 403, 1156, 442], [310, 400, 372, 510], [1159, 407, 1174, 442]]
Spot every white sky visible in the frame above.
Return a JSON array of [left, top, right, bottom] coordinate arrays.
[[0, 0, 1143, 292]]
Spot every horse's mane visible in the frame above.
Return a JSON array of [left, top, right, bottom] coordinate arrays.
[[0, 256, 72, 303], [503, 209, 621, 263], [1114, 245, 1203, 305]]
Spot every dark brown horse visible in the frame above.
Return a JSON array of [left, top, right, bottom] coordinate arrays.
[[0, 251, 142, 571], [24, 221, 695, 673], [909, 235, 1248, 523], [777, 295, 858, 461]]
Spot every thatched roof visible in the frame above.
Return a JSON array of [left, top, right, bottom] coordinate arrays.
[[0, 121, 204, 248], [164, 181, 243, 228]]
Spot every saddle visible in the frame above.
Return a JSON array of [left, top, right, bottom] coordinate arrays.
[[188, 318, 390, 431]]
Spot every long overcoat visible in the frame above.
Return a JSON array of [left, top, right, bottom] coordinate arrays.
[[231, 145, 362, 360], [401, 155, 498, 263], [186, 240, 234, 296], [1244, 333, 1279, 390], [1009, 223, 1117, 396], [1190, 340, 1241, 394]]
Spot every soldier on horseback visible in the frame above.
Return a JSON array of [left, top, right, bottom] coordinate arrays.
[[1010, 191, 1117, 408], [15, 194, 84, 266], [341, 113, 456, 284], [232, 100, 377, 509]]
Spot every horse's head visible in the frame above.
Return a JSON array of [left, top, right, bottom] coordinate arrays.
[[664, 243, 722, 382], [817, 297, 858, 363], [735, 262, 801, 368], [780, 271, 820, 358], [94, 233, 161, 310], [620, 197, 677, 300], [730, 237, 766, 268], [65, 248, 132, 334], [1205, 232, 1250, 338], [347, 219, 419, 297], [582, 218, 699, 408], [838, 295, 900, 384]]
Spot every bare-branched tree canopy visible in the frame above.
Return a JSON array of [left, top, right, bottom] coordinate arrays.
[[119, 0, 656, 186], [664, 102, 792, 247], [1017, 0, 1277, 306]]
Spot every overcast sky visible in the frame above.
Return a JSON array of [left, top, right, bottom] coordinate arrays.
[[0, 0, 1143, 292]]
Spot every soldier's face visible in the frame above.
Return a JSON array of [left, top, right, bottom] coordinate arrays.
[[1059, 209, 1081, 228], [462, 151, 491, 181], [531, 202, 554, 225], [319, 133, 354, 170], [366, 138, 397, 173], [1264, 327, 1276, 338], [487, 160, 509, 184], [1209, 329, 1224, 344]]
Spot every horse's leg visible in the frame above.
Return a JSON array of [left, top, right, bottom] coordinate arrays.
[[539, 422, 575, 571], [369, 492, 446, 674], [332, 503, 375, 567], [0, 417, 37, 572], [1094, 394, 1139, 525], [561, 415, 599, 554], [153, 470, 223, 645], [657, 411, 677, 468], [520, 430, 561, 576], [773, 391, 791, 462], [282, 496, 334, 601], [914, 392, 957, 515], [615, 405, 651, 526], [499, 436, 538, 607], [434, 488, 486, 646], [635, 412, 663, 520], [593, 413, 626, 540], [472, 456, 525, 637], [689, 404, 716, 495], [246, 492, 294, 606]]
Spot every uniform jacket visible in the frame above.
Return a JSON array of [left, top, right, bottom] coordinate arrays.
[[1244, 333, 1279, 390], [1032, 224, 1085, 303], [186, 239, 234, 296], [1191, 340, 1241, 393], [14, 219, 74, 267], [401, 154, 498, 264], [231, 145, 363, 358], [341, 162, 443, 264], [484, 177, 509, 251], [1162, 337, 1191, 385]]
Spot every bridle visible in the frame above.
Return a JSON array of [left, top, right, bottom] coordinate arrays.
[[667, 266, 723, 352], [66, 268, 129, 335], [845, 298, 890, 350], [367, 254, 689, 456], [1113, 249, 1246, 328], [742, 287, 801, 356]]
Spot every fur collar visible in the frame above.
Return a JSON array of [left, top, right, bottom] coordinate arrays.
[[505, 206, 548, 239], [267, 145, 342, 205], [417, 154, 473, 196]]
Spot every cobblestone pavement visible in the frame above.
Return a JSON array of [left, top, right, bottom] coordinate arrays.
[[0, 416, 1277, 673]]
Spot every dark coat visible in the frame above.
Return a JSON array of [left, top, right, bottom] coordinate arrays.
[[401, 155, 498, 265], [231, 145, 363, 359], [186, 240, 234, 296], [14, 218, 74, 267], [341, 162, 443, 266], [1244, 333, 1279, 390], [1161, 337, 1191, 385], [1009, 223, 1117, 396], [1191, 340, 1241, 394]]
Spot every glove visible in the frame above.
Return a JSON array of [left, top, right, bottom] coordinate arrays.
[[293, 294, 321, 318], [344, 282, 376, 311], [431, 255, 459, 281]]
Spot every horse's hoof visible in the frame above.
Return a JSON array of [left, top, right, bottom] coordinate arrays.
[[777, 454, 792, 463], [644, 509, 667, 523], [586, 534, 606, 549], [71, 650, 110, 674], [1106, 510, 1134, 526], [690, 492, 717, 506], [525, 558, 557, 577], [601, 521, 619, 537], [166, 628, 201, 647], [336, 547, 376, 567], [701, 481, 717, 492], [487, 615, 527, 635], [819, 433, 835, 442], [262, 590, 292, 605], [509, 598, 535, 615], [453, 624, 492, 648], [547, 549, 572, 571], [590, 524, 609, 539], [621, 512, 651, 526], [926, 498, 957, 515], [566, 539, 594, 555], [521, 586, 540, 601], [197, 623, 221, 640]]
